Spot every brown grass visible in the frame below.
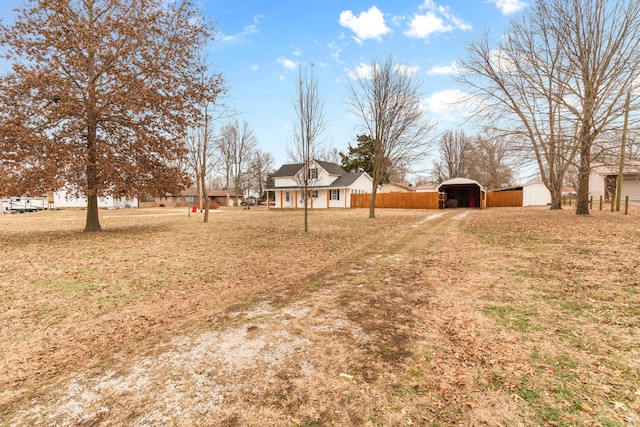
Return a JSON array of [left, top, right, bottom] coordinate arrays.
[[1, 205, 639, 426]]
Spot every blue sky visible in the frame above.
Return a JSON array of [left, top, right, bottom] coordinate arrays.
[[0, 0, 529, 178]]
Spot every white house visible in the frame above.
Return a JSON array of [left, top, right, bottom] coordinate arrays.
[[589, 161, 640, 203], [53, 188, 138, 209], [267, 160, 374, 209]]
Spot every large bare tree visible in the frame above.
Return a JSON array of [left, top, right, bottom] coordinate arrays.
[[0, 0, 214, 231], [431, 130, 476, 183], [552, 0, 640, 214], [473, 131, 516, 190], [287, 65, 326, 232], [217, 118, 258, 206], [458, 0, 640, 212], [457, 16, 578, 209], [346, 56, 436, 218], [184, 68, 226, 223]]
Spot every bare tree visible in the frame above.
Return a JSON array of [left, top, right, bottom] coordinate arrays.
[[473, 131, 516, 190], [552, 0, 640, 214], [431, 130, 476, 183], [457, 12, 579, 209], [218, 119, 258, 206], [287, 65, 326, 231], [0, 0, 214, 231], [346, 56, 436, 218], [458, 0, 640, 212], [248, 149, 275, 202], [184, 68, 226, 222]]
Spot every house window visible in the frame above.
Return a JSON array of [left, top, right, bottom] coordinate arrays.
[[330, 189, 340, 200], [285, 192, 290, 202], [309, 168, 318, 180], [311, 190, 318, 199], [185, 196, 195, 204]]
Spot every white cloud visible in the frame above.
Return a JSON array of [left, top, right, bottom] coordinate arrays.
[[339, 6, 391, 43], [490, 0, 528, 15], [327, 42, 344, 64], [292, 48, 302, 56], [218, 15, 262, 45], [423, 89, 480, 122], [404, 1, 471, 40], [348, 63, 419, 80], [219, 24, 258, 44], [277, 57, 298, 71], [395, 64, 420, 76], [250, 64, 259, 72], [427, 62, 459, 75], [347, 63, 373, 80]]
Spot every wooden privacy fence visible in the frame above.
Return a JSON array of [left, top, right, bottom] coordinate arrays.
[[351, 192, 440, 209], [486, 190, 523, 207]]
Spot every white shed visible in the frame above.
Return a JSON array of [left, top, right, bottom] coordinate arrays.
[[522, 181, 551, 206]]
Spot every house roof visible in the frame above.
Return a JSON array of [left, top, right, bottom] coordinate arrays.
[[266, 171, 371, 191], [416, 183, 438, 192], [328, 171, 368, 188], [592, 161, 640, 175], [382, 182, 413, 191], [272, 160, 346, 177]]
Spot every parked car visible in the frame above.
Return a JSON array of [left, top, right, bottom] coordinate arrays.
[[240, 200, 255, 206]]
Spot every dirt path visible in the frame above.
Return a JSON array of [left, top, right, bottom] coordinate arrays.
[[6, 210, 533, 426]]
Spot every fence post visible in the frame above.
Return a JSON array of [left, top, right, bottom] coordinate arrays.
[[569, 194, 572, 206], [599, 195, 603, 210], [625, 196, 629, 215], [589, 195, 593, 210]]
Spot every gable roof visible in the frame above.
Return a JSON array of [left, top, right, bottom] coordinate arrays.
[[328, 171, 368, 188], [272, 160, 346, 177]]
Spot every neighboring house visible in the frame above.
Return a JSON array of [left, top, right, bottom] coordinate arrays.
[[589, 161, 640, 203], [146, 187, 243, 208], [380, 182, 413, 193], [267, 160, 374, 209], [53, 188, 138, 209], [415, 183, 438, 192]]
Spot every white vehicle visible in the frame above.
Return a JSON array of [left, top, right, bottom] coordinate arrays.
[[2, 197, 44, 213]]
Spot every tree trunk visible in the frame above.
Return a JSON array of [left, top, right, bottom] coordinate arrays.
[[84, 193, 101, 232], [84, 153, 101, 232], [84, 108, 101, 231], [549, 190, 562, 210], [368, 186, 377, 218], [201, 174, 209, 223], [576, 138, 591, 215]]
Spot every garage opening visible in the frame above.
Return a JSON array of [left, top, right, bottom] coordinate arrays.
[[437, 178, 485, 208]]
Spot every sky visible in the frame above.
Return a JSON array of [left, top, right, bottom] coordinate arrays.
[[0, 0, 529, 180]]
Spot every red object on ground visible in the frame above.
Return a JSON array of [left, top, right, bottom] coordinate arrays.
[[191, 205, 197, 213], [469, 198, 476, 208]]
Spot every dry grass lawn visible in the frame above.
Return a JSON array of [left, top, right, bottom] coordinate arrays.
[[0, 205, 638, 426]]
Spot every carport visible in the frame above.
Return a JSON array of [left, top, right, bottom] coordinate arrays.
[[437, 178, 485, 208]]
